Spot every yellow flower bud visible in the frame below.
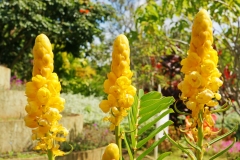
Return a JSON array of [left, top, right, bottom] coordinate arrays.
[[185, 71, 202, 88], [214, 93, 221, 100], [25, 101, 42, 116], [32, 75, 47, 89], [99, 100, 111, 113], [37, 87, 51, 105], [24, 115, 38, 128], [196, 89, 214, 104], [186, 101, 196, 110], [102, 143, 120, 160], [25, 82, 38, 98]]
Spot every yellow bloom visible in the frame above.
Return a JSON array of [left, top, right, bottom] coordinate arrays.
[[25, 82, 38, 99], [178, 9, 223, 139], [24, 115, 38, 128], [196, 89, 214, 104], [185, 71, 202, 88], [99, 100, 112, 113], [37, 87, 51, 105], [24, 34, 67, 156], [25, 101, 42, 116], [99, 34, 136, 130], [186, 101, 197, 110], [102, 143, 120, 160]]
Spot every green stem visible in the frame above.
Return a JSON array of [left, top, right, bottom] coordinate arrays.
[[47, 150, 55, 160], [115, 125, 122, 160], [196, 110, 204, 160], [133, 99, 140, 160]]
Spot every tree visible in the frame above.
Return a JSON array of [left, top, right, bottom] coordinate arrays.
[[0, 0, 114, 80], [130, 0, 240, 113]]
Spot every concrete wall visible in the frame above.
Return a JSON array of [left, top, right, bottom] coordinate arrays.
[[0, 90, 27, 119], [0, 66, 10, 89], [56, 147, 106, 160]]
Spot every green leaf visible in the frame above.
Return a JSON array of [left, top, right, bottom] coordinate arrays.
[[157, 152, 172, 160], [140, 91, 162, 101], [174, 101, 190, 115], [139, 98, 174, 125], [138, 89, 144, 99], [128, 112, 136, 149], [209, 125, 238, 145], [138, 109, 174, 135], [184, 134, 201, 152], [209, 138, 236, 160], [136, 136, 167, 160], [211, 102, 230, 113], [140, 97, 174, 116], [123, 134, 133, 160], [137, 120, 173, 149], [131, 95, 138, 124], [165, 132, 197, 160]]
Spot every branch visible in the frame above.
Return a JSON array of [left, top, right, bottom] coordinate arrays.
[[10, 37, 34, 69], [235, 18, 240, 44]]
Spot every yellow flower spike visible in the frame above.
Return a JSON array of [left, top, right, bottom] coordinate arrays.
[[178, 9, 223, 140], [99, 34, 136, 130], [102, 143, 120, 160], [24, 34, 68, 158]]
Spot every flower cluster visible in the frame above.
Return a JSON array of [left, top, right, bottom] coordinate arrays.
[[178, 9, 223, 140], [24, 34, 68, 156], [99, 34, 136, 130]]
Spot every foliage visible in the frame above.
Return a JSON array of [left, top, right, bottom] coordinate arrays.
[[99, 0, 138, 37], [130, 0, 240, 115], [0, 0, 114, 80], [54, 51, 106, 96], [122, 90, 175, 160], [128, 0, 190, 92], [215, 105, 240, 132]]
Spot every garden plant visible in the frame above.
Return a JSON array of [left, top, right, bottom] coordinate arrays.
[[21, 4, 239, 160], [99, 9, 238, 160], [24, 34, 71, 160]]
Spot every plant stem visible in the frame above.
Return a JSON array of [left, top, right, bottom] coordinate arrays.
[[47, 150, 55, 160], [196, 110, 204, 160], [115, 125, 122, 160], [133, 99, 140, 160]]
